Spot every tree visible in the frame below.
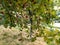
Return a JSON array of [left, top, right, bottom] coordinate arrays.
[[0, 0, 56, 40]]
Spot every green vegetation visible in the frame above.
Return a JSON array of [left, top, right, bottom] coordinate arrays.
[[0, 0, 60, 45]]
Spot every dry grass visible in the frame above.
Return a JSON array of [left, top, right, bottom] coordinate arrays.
[[0, 25, 47, 45]]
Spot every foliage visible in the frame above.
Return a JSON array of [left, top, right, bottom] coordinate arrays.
[[0, 0, 56, 39], [0, 0, 59, 45], [0, 0, 56, 27]]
